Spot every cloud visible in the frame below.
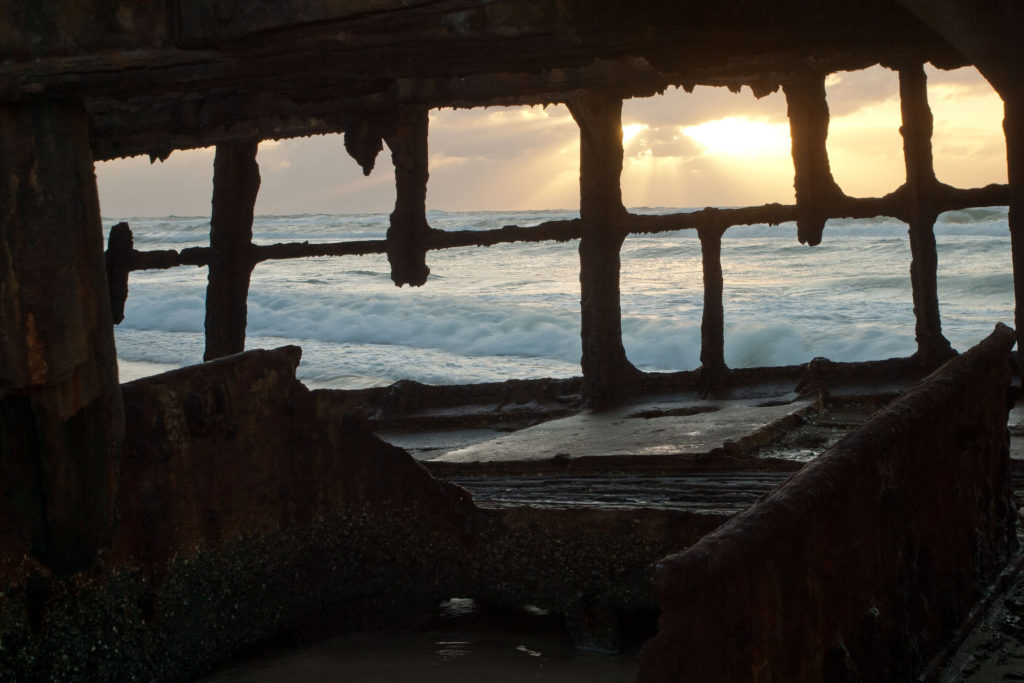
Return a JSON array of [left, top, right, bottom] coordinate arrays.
[[621, 87, 789, 169], [625, 85, 788, 128], [428, 104, 575, 161], [95, 67, 1005, 216], [96, 148, 216, 218], [824, 66, 900, 118], [621, 152, 795, 208], [253, 135, 396, 213], [926, 64, 999, 92], [927, 66, 1007, 187], [682, 117, 791, 158]]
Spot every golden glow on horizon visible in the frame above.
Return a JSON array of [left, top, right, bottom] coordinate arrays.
[[681, 117, 791, 158]]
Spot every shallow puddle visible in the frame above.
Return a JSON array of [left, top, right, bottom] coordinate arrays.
[[202, 599, 640, 683]]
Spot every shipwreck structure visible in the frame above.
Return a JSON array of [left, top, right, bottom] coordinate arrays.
[[2, 1, 1024, 680]]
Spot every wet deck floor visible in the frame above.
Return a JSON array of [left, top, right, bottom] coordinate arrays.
[[378, 387, 876, 514], [428, 393, 817, 463], [381, 389, 820, 463], [204, 385, 1024, 682]]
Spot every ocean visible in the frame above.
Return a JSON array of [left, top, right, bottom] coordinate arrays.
[[107, 207, 1015, 387]]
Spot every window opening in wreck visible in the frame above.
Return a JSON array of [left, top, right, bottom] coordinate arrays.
[[93, 70, 1013, 390], [620, 85, 793, 209], [927, 67, 1012, 348], [243, 133, 407, 389], [97, 109, 593, 389], [927, 65, 1007, 188], [934, 207, 1014, 351], [96, 147, 217, 382], [619, 85, 795, 373], [824, 66, 904, 196], [380, 104, 585, 387], [751, 65, 919, 365]]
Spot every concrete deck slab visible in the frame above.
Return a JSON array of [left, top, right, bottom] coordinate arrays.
[[431, 392, 817, 464], [376, 427, 509, 460]]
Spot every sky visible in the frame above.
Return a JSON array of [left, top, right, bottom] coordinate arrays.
[[95, 65, 1007, 217]]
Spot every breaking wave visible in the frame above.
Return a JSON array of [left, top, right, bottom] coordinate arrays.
[[106, 207, 1014, 388]]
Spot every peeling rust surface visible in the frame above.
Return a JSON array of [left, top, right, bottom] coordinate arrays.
[[637, 324, 1018, 682], [0, 348, 718, 680], [0, 99, 122, 576], [0, 2, 969, 159], [568, 90, 637, 409]]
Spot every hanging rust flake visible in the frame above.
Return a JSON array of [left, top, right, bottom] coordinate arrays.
[[385, 107, 431, 287], [783, 76, 844, 246]]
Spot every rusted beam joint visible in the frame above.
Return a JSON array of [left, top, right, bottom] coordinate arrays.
[[570, 89, 630, 396], [113, 185, 1011, 275], [204, 140, 261, 361], [568, 89, 637, 409], [897, 62, 940, 220], [895, 61, 954, 367], [0, 98, 122, 576], [698, 214, 728, 396], [385, 107, 431, 287], [783, 75, 845, 246]]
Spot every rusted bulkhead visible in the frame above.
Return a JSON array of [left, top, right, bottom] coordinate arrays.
[[0, 347, 720, 680], [637, 325, 1018, 682]]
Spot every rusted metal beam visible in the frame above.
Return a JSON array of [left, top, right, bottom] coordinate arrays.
[[0, 0, 966, 163], [893, 0, 1021, 102], [899, 62, 954, 368], [699, 222, 728, 394], [783, 75, 845, 246], [425, 219, 582, 249], [0, 3, 962, 102], [567, 89, 637, 409], [113, 180, 1011, 275], [627, 204, 798, 235], [105, 221, 133, 325], [204, 141, 261, 361], [253, 239, 388, 263], [0, 99, 122, 575], [384, 108, 431, 287]]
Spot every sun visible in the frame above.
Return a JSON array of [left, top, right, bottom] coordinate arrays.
[[622, 123, 649, 146], [681, 116, 791, 158]]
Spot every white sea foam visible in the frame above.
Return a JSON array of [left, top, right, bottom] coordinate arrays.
[[108, 207, 1015, 388]]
